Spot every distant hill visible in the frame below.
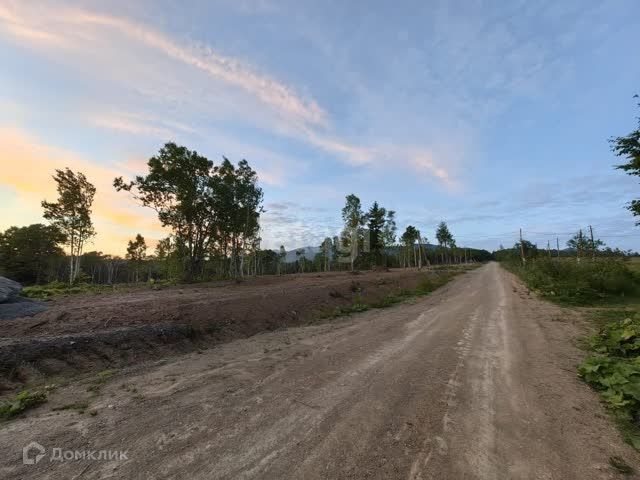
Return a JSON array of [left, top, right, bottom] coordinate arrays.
[[281, 246, 321, 263], [275, 243, 458, 263]]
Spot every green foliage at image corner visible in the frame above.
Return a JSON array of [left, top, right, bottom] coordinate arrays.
[[0, 390, 48, 420], [588, 314, 640, 357], [579, 315, 640, 449]]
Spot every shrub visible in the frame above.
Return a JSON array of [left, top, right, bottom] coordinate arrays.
[[579, 315, 640, 449], [0, 390, 48, 419], [505, 259, 638, 305], [589, 315, 640, 357], [579, 357, 640, 420]]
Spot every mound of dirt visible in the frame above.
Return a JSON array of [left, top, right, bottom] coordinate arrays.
[[0, 269, 452, 386]]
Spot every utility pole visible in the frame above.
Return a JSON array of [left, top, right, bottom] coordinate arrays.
[[589, 225, 595, 260], [556, 237, 560, 259], [519, 228, 526, 265], [577, 229, 583, 263]]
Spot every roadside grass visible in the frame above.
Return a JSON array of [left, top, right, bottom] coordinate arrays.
[[504, 258, 640, 452], [578, 308, 640, 451], [317, 270, 462, 320], [86, 369, 119, 394], [503, 258, 639, 306], [22, 280, 178, 300], [0, 390, 48, 420], [52, 401, 89, 414]]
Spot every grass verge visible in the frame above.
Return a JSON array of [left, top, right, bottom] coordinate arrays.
[[22, 280, 178, 300], [502, 258, 639, 306], [318, 270, 462, 320], [578, 310, 640, 451]]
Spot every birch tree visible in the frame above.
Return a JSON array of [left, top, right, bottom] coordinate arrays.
[[341, 194, 365, 271], [42, 168, 96, 284]]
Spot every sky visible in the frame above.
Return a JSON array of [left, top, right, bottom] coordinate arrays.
[[0, 0, 639, 255]]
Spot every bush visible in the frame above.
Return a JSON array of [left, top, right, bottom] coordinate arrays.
[[579, 315, 640, 449], [0, 390, 48, 419], [589, 315, 640, 357], [579, 357, 640, 419], [506, 259, 637, 305]]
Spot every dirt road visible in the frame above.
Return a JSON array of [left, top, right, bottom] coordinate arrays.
[[1, 263, 638, 479]]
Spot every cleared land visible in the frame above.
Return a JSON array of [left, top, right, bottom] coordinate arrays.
[[1, 262, 638, 479], [0, 268, 450, 388]]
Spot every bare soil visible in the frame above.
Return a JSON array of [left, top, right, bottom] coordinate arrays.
[[0, 268, 440, 386], [1, 263, 638, 479]]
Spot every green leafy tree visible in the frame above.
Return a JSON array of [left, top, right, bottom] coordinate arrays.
[[611, 95, 640, 223], [567, 230, 605, 261], [42, 168, 96, 284], [514, 239, 538, 260], [278, 245, 286, 275], [114, 143, 215, 280], [321, 237, 332, 271], [154, 236, 175, 280], [126, 234, 147, 282], [82, 251, 107, 283], [295, 248, 306, 273], [382, 210, 397, 249], [211, 158, 263, 278], [0, 224, 65, 284], [366, 201, 387, 266], [341, 194, 365, 271], [401, 225, 420, 268], [435, 221, 453, 264], [114, 143, 263, 280]]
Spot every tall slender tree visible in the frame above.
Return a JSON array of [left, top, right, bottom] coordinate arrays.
[[278, 245, 286, 275], [42, 168, 96, 284], [435, 221, 453, 264], [401, 226, 420, 268], [126, 234, 147, 282], [341, 194, 365, 271], [366, 201, 387, 266]]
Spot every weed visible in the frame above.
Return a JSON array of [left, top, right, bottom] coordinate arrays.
[[504, 259, 638, 306], [0, 390, 47, 419], [96, 369, 117, 381], [579, 313, 640, 450], [609, 455, 634, 474], [52, 401, 89, 413], [87, 369, 118, 393]]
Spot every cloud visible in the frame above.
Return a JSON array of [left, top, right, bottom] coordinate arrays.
[[0, 1, 457, 186], [0, 126, 168, 255], [0, 2, 327, 128]]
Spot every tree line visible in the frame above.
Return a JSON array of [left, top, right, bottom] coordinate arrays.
[[0, 141, 494, 286]]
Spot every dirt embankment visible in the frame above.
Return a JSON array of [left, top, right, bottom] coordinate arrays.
[[0, 268, 446, 388]]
